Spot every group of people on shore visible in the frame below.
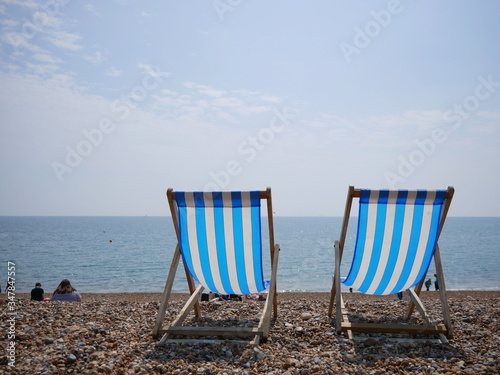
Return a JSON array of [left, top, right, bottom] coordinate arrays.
[[425, 274, 440, 291], [32, 275, 438, 302], [30, 279, 81, 302], [345, 273, 440, 296]]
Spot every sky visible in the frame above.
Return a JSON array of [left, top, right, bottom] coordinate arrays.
[[0, 0, 499, 217]]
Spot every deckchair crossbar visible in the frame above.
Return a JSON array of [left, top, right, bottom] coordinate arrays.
[[340, 322, 447, 335]]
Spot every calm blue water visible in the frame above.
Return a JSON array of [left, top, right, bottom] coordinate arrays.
[[0, 216, 498, 294]]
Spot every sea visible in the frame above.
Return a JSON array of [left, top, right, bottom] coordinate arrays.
[[1, 216, 499, 294]]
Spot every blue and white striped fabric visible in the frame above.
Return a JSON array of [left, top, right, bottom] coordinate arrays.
[[174, 191, 266, 295], [342, 189, 447, 295]]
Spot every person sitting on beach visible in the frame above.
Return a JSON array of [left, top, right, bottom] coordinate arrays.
[[245, 293, 266, 301], [31, 282, 44, 301], [213, 293, 242, 301], [425, 278, 432, 291], [51, 279, 82, 302]]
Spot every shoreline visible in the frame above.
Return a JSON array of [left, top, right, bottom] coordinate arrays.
[[11, 290, 500, 302]]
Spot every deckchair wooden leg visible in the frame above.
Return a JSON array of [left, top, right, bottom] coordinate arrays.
[[434, 244, 453, 338], [407, 289, 434, 324], [406, 279, 424, 318], [339, 295, 353, 340], [272, 245, 280, 318], [184, 263, 201, 318], [153, 244, 181, 338], [330, 186, 353, 319], [266, 188, 279, 320], [261, 244, 280, 342], [328, 276, 336, 318], [172, 284, 205, 327], [334, 241, 344, 334], [329, 239, 341, 319], [407, 288, 449, 343], [160, 284, 205, 343]]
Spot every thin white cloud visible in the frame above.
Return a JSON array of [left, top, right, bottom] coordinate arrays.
[[178, 105, 206, 122], [235, 105, 272, 116], [85, 4, 101, 16], [260, 95, 284, 104], [84, 51, 107, 64], [33, 53, 62, 64], [305, 120, 329, 129], [25, 62, 59, 74], [211, 97, 244, 108], [160, 89, 177, 96], [1, 18, 18, 28], [469, 124, 497, 134], [300, 110, 452, 151], [1, 62, 21, 71], [46, 31, 82, 51], [183, 82, 225, 97], [137, 63, 169, 79], [216, 111, 236, 122], [150, 81, 291, 126], [200, 87, 225, 97], [153, 95, 191, 108], [1, 32, 42, 52], [1, 0, 38, 9], [106, 67, 122, 77], [477, 110, 500, 120], [195, 99, 210, 109], [33, 11, 63, 28], [233, 88, 260, 96]]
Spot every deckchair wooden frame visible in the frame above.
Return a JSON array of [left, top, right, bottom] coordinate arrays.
[[328, 185, 454, 343], [153, 187, 279, 345]]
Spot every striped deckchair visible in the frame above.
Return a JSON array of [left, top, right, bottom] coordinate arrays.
[[328, 186, 454, 343], [153, 188, 279, 345]]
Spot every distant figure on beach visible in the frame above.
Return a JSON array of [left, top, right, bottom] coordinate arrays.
[[397, 291, 403, 300], [245, 293, 266, 301], [214, 293, 242, 301], [434, 274, 439, 291], [31, 283, 44, 301], [425, 278, 432, 291], [52, 279, 82, 302], [349, 288, 353, 293]]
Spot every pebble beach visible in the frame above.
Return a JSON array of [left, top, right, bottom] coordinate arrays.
[[2, 291, 499, 374]]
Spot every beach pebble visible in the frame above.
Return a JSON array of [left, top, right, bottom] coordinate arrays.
[[253, 348, 266, 361], [5, 291, 499, 374], [43, 337, 55, 344], [301, 313, 313, 320]]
